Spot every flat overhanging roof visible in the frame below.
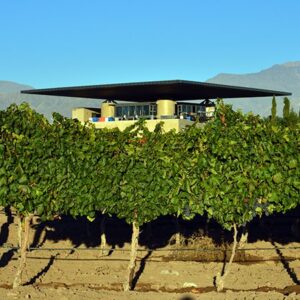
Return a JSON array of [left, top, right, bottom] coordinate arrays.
[[21, 80, 291, 101]]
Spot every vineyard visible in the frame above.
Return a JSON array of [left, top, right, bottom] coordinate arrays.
[[0, 102, 299, 299]]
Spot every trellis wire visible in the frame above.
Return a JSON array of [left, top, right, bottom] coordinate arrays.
[[1, 245, 300, 252]]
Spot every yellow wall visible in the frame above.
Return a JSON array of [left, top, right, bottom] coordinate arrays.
[[72, 106, 204, 132], [72, 108, 93, 122], [92, 119, 200, 132]]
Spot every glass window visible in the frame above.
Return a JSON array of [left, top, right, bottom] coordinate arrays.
[[116, 107, 122, 117], [123, 106, 129, 116], [143, 105, 149, 115], [136, 106, 141, 116], [150, 104, 157, 114], [129, 106, 135, 116]]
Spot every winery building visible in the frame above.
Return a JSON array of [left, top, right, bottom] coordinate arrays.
[[22, 80, 290, 132]]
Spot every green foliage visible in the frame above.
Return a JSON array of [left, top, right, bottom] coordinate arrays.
[[0, 103, 55, 218], [0, 102, 299, 232], [284, 108, 300, 128], [267, 97, 300, 128], [195, 101, 300, 229], [111, 121, 173, 225]]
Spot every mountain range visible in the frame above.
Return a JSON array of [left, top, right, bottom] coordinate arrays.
[[1, 62, 300, 119], [207, 61, 300, 116]]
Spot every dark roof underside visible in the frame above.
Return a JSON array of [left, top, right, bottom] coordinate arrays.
[[21, 80, 291, 102]]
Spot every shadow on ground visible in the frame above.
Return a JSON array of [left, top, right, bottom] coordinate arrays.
[[25, 206, 300, 250], [0, 206, 299, 290]]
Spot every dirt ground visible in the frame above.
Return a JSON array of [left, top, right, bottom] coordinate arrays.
[[0, 208, 300, 300]]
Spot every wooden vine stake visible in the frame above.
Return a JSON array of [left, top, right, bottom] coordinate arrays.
[[215, 223, 238, 292], [13, 214, 33, 289], [175, 218, 181, 246], [100, 215, 108, 255], [124, 219, 140, 291], [17, 215, 23, 252], [239, 226, 248, 249]]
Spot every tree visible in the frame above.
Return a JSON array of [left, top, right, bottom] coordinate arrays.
[[271, 96, 277, 123], [283, 97, 290, 120]]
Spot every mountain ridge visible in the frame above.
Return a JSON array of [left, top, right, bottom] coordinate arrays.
[[206, 61, 300, 116], [0, 81, 33, 94]]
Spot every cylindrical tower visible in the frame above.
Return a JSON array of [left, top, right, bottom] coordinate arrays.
[[101, 100, 116, 118], [156, 99, 176, 118]]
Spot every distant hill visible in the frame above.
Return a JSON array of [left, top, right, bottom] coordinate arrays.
[[206, 61, 300, 116], [0, 81, 33, 93], [0, 81, 101, 120], [1, 62, 300, 118]]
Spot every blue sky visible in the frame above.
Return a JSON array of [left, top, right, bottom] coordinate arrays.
[[1, 0, 300, 88]]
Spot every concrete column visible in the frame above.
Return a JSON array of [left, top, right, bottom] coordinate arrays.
[[101, 101, 116, 118], [156, 99, 176, 118]]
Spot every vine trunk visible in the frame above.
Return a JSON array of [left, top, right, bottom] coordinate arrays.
[[124, 221, 139, 291], [13, 214, 33, 288], [215, 223, 238, 292]]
